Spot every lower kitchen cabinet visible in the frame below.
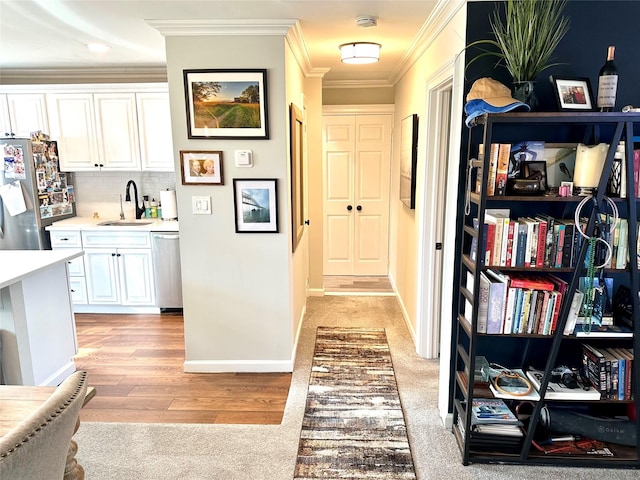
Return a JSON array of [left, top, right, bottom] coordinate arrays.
[[81, 230, 155, 306]]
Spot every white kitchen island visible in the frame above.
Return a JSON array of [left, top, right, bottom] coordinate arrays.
[[0, 249, 83, 386]]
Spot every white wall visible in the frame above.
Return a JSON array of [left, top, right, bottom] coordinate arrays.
[[390, 3, 467, 424], [164, 35, 296, 372]]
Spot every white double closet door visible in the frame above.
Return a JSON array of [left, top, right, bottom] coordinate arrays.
[[322, 114, 392, 275]]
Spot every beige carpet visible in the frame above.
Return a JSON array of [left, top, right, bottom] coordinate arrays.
[[75, 296, 639, 479]]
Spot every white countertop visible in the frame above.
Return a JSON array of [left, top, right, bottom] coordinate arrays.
[[0, 249, 83, 289], [46, 217, 179, 232]]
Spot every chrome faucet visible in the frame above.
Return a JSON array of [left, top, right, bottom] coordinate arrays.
[[125, 180, 146, 219]]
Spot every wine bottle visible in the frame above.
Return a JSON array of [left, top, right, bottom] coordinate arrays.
[[596, 46, 618, 112]]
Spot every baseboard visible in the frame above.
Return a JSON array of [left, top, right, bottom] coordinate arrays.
[[308, 287, 324, 297], [183, 359, 293, 373], [41, 361, 77, 386], [388, 274, 417, 344]]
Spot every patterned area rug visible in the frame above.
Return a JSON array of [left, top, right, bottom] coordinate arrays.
[[294, 327, 416, 479]]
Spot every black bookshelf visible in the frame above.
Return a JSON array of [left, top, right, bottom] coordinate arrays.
[[452, 112, 640, 468]]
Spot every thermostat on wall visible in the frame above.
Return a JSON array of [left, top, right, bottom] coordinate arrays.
[[235, 149, 253, 167]]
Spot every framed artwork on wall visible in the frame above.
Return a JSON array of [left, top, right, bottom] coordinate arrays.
[[183, 69, 269, 139], [233, 178, 279, 233], [290, 103, 304, 252], [179, 150, 224, 185], [400, 113, 418, 209]]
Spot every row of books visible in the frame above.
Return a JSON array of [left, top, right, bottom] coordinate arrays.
[[469, 208, 637, 270], [466, 270, 581, 336], [582, 344, 634, 401]]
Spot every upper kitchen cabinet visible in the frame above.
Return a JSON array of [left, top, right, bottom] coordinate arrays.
[[0, 93, 49, 138], [47, 92, 140, 171], [136, 92, 175, 172]]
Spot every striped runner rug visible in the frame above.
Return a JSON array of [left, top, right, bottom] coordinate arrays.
[[294, 327, 416, 479]]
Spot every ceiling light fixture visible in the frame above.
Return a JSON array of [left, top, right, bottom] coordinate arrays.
[[339, 42, 381, 64], [85, 43, 111, 53]]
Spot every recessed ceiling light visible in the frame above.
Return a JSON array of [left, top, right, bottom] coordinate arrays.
[[85, 43, 111, 53]]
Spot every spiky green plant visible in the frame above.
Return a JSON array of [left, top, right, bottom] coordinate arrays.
[[468, 0, 570, 82]]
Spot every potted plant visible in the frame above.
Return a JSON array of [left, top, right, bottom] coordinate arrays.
[[467, 0, 570, 108]]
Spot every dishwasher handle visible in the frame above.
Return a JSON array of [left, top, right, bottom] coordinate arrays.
[[153, 233, 180, 240]]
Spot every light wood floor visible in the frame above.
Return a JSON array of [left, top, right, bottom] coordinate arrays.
[[74, 313, 291, 425], [74, 276, 391, 425]]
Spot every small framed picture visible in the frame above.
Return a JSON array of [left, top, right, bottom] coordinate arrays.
[[523, 161, 549, 191], [550, 76, 595, 111], [180, 150, 224, 185], [232, 178, 278, 233]]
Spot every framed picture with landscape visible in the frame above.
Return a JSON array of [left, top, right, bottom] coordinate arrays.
[[183, 69, 269, 139]]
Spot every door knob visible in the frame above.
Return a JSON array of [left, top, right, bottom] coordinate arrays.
[[347, 205, 353, 211], [356, 205, 362, 211]]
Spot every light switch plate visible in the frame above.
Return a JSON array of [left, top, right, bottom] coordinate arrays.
[[192, 196, 211, 215], [235, 149, 253, 167]]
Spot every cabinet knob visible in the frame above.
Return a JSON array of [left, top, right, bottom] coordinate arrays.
[[111, 253, 116, 257], [356, 205, 362, 211], [304, 219, 310, 225], [346, 205, 353, 211], [61, 237, 69, 241]]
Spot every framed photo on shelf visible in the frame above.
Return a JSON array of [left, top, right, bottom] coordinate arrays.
[[399, 113, 418, 209], [183, 69, 269, 139], [550, 76, 595, 111], [523, 161, 549, 191], [232, 178, 278, 233], [180, 150, 224, 185]]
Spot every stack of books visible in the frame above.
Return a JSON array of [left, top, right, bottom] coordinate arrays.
[[582, 345, 634, 400], [460, 398, 524, 452]]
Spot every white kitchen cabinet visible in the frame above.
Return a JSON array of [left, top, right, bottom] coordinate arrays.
[[46, 93, 100, 171], [49, 229, 88, 305], [136, 92, 175, 171], [0, 93, 49, 137], [47, 92, 140, 171], [82, 230, 155, 306]]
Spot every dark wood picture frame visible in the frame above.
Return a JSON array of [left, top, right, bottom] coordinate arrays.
[[523, 160, 549, 191], [290, 103, 304, 252], [179, 150, 224, 185], [550, 76, 595, 111], [232, 178, 278, 233], [400, 113, 419, 209], [183, 69, 269, 139]]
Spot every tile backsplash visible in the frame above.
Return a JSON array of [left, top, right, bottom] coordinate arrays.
[[72, 171, 176, 219]]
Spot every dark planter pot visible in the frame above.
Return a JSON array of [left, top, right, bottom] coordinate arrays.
[[513, 81, 538, 110]]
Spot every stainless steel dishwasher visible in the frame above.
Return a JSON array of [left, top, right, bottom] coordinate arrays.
[[151, 232, 183, 310]]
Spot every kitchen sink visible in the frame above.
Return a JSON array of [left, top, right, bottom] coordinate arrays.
[[97, 220, 153, 226]]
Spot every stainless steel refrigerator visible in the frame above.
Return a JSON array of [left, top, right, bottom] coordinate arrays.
[[0, 138, 75, 250]]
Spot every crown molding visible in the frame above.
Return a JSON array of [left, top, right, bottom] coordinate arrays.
[[322, 79, 393, 90], [388, 0, 466, 85], [147, 19, 298, 36], [0, 67, 167, 85]]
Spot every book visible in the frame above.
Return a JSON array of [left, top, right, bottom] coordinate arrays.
[[485, 269, 509, 334], [509, 141, 545, 178], [494, 143, 511, 196], [485, 209, 510, 266], [477, 271, 490, 334], [470, 398, 521, 425], [486, 143, 500, 196], [507, 273, 555, 291], [488, 368, 540, 401], [563, 289, 585, 335], [535, 214, 555, 268], [525, 368, 601, 400], [582, 344, 607, 394], [572, 324, 633, 338]]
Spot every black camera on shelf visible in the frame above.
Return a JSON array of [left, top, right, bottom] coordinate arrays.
[[550, 366, 589, 390]]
